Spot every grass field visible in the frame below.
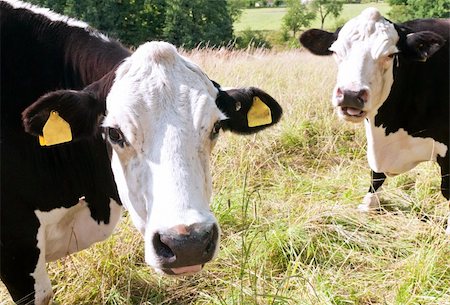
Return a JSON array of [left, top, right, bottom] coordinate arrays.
[[234, 2, 391, 32], [1, 49, 449, 304]]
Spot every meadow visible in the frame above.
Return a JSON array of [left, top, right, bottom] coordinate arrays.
[[234, 2, 391, 32], [1, 49, 449, 305]]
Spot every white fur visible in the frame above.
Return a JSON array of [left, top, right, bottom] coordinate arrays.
[[358, 192, 381, 212], [329, 7, 399, 118], [365, 119, 448, 175], [30, 225, 52, 305], [32, 199, 121, 304], [103, 41, 224, 271]]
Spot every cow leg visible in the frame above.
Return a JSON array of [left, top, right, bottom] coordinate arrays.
[[0, 218, 52, 305], [437, 154, 449, 234], [1, 245, 35, 304], [1, 246, 51, 305], [358, 170, 386, 212]]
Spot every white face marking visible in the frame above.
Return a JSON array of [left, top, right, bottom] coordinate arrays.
[[5, 0, 110, 41], [103, 41, 224, 271], [329, 8, 399, 121], [365, 120, 448, 175]]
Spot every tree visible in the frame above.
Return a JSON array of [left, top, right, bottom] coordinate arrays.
[[163, 0, 233, 49], [310, 0, 344, 30], [28, 0, 235, 49], [387, 0, 449, 22], [227, 0, 246, 23], [283, 0, 316, 38], [28, 0, 167, 46]]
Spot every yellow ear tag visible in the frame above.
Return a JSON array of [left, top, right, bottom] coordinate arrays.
[[247, 97, 272, 127], [39, 111, 72, 146]]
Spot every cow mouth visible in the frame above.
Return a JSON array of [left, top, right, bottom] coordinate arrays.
[[339, 106, 366, 120], [160, 264, 204, 276]]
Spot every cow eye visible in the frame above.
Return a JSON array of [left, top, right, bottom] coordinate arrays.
[[107, 127, 126, 147], [387, 53, 397, 59], [210, 121, 222, 140]]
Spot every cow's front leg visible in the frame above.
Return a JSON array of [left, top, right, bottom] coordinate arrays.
[[1, 230, 52, 305], [30, 224, 53, 305], [358, 170, 386, 212]]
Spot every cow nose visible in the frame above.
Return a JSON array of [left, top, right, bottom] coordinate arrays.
[[336, 88, 368, 109], [152, 223, 219, 269]]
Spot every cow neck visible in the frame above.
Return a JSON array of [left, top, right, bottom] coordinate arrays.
[[63, 28, 131, 90]]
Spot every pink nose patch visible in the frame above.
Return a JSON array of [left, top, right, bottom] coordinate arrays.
[[171, 264, 203, 275]]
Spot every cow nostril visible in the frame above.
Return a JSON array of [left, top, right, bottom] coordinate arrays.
[[335, 87, 344, 101], [204, 224, 219, 257], [204, 229, 215, 256], [357, 89, 369, 103], [152, 232, 175, 260], [153, 223, 219, 268]]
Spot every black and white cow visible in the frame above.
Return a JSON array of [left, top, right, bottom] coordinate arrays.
[[300, 8, 449, 231], [0, 1, 282, 304]]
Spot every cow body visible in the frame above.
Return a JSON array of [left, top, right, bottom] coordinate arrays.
[[1, 1, 282, 304], [300, 8, 449, 231]]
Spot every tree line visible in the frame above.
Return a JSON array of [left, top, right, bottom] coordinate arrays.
[[28, 0, 236, 48], [28, 0, 448, 50]]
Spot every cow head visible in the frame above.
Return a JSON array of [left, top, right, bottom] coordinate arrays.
[[300, 7, 446, 123], [22, 41, 282, 275]]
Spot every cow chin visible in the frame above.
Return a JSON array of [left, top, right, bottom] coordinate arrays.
[[154, 265, 205, 276]]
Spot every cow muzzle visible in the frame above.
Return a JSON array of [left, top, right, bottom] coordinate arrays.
[[334, 88, 369, 122], [151, 223, 219, 275]]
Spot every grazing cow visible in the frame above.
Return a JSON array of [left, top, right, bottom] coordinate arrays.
[[300, 8, 449, 231], [0, 1, 282, 304]]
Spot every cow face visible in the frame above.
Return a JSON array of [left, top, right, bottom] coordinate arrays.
[[22, 41, 282, 276], [300, 7, 446, 123]]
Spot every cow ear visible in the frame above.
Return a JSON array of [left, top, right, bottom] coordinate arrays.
[[216, 87, 282, 134], [22, 89, 105, 146], [299, 29, 338, 56], [402, 31, 446, 62]]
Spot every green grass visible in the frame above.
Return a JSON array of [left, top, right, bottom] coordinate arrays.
[[1, 49, 449, 304], [234, 7, 287, 32], [234, 2, 391, 32]]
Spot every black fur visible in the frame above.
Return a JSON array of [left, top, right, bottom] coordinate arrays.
[[299, 28, 340, 56]]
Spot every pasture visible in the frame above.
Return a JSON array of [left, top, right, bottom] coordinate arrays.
[[234, 2, 391, 32], [1, 49, 449, 304]]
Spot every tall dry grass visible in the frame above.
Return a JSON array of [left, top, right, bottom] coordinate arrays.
[[1, 49, 449, 305]]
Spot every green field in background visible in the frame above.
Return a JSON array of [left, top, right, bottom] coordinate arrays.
[[234, 2, 391, 32]]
